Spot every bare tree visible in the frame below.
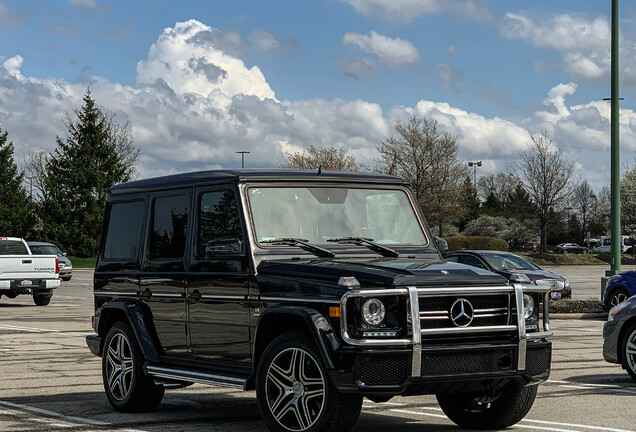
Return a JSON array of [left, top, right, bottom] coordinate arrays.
[[572, 180, 596, 242], [22, 149, 50, 201], [477, 173, 520, 202], [514, 133, 574, 253], [281, 145, 362, 171], [376, 115, 468, 236]]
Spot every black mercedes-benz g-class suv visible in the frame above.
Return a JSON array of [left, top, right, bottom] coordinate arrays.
[[86, 169, 551, 432]]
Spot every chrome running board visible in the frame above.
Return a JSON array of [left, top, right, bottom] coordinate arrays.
[[145, 365, 247, 389]]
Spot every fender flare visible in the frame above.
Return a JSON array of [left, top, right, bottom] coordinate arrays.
[[253, 306, 341, 370], [97, 301, 160, 362]]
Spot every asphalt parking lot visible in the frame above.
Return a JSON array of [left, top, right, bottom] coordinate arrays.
[[1, 269, 635, 432]]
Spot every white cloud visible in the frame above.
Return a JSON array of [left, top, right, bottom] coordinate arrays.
[[339, 0, 492, 25], [342, 31, 421, 67], [0, 20, 633, 192], [500, 13, 615, 82]]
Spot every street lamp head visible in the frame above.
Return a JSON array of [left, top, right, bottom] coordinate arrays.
[[468, 161, 482, 167]]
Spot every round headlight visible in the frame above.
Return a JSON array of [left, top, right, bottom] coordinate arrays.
[[362, 298, 385, 326], [523, 294, 535, 319]]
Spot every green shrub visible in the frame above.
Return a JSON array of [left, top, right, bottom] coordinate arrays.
[[445, 236, 509, 252]]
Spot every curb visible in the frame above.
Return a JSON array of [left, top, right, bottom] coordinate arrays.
[[550, 312, 607, 320]]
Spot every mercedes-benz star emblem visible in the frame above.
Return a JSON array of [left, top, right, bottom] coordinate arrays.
[[449, 298, 474, 327]]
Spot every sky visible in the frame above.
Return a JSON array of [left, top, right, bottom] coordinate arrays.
[[1, 0, 636, 192]]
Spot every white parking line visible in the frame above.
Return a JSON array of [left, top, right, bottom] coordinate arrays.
[[0, 401, 109, 426], [364, 403, 636, 432], [0, 324, 88, 336]]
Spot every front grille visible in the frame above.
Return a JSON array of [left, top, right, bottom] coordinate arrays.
[[420, 349, 515, 377], [419, 293, 510, 330], [358, 354, 409, 385], [526, 345, 551, 375]]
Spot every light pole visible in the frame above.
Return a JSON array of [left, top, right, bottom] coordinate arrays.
[[468, 161, 482, 186], [236, 151, 250, 169]]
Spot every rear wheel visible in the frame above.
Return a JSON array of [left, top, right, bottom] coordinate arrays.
[[33, 294, 51, 306], [622, 322, 636, 382], [436, 381, 537, 430], [256, 330, 362, 432], [102, 321, 164, 412]]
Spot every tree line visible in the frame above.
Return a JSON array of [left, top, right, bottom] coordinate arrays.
[[0, 90, 627, 257], [282, 117, 626, 254], [0, 90, 138, 257]]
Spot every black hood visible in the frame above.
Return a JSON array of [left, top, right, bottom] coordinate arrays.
[[257, 257, 507, 292]]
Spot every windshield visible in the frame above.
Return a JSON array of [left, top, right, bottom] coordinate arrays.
[[247, 186, 428, 247], [30, 245, 63, 255], [481, 254, 538, 271]]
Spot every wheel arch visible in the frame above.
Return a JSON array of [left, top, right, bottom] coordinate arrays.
[[248, 306, 340, 390], [97, 301, 160, 363], [605, 284, 630, 309]]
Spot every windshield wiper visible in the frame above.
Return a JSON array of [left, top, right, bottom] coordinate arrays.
[[326, 237, 399, 258], [261, 238, 335, 258]]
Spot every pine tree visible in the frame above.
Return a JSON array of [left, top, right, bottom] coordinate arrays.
[[0, 123, 34, 237], [41, 89, 139, 256]]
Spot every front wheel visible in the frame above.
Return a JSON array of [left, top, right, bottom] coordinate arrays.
[[102, 321, 164, 412], [608, 288, 630, 309], [256, 330, 362, 432], [622, 322, 636, 382], [436, 381, 538, 430]]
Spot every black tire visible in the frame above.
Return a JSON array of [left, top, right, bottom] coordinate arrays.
[[33, 294, 51, 306], [621, 322, 636, 382], [583, 249, 588, 254], [102, 321, 164, 412], [436, 381, 538, 430], [562, 250, 568, 254], [256, 330, 362, 432], [608, 288, 631, 309]]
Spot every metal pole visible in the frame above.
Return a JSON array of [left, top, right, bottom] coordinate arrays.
[[236, 151, 250, 168], [608, 0, 621, 276]]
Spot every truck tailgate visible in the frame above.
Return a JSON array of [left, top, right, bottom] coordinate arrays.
[[0, 255, 59, 280]]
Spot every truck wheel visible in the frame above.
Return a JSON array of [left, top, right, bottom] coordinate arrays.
[[33, 294, 51, 306], [621, 322, 636, 382], [436, 381, 537, 429], [102, 321, 164, 412], [256, 330, 362, 432]]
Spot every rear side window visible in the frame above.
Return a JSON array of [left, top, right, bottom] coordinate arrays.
[[103, 201, 145, 260], [0, 241, 28, 255], [150, 194, 189, 259]]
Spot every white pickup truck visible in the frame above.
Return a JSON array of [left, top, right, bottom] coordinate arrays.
[[0, 237, 61, 306]]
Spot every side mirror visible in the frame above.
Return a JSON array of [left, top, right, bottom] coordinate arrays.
[[63, 252, 68, 257], [204, 237, 242, 259], [434, 236, 448, 254]]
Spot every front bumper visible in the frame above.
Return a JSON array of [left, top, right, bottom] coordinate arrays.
[[336, 284, 552, 395], [331, 340, 551, 395], [603, 318, 621, 364]]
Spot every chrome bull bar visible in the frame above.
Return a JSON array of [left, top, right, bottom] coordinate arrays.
[[340, 284, 552, 378]]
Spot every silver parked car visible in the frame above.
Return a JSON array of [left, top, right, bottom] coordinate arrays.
[[27, 241, 73, 281]]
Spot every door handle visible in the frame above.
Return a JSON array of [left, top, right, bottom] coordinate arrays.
[[189, 290, 201, 301], [22, 259, 32, 264], [138, 289, 152, 299]]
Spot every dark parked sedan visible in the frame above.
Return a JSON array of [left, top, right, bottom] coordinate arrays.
[[602, 270, 636, 311], [445, 250, 571, 299], [553, 243, 588, 254], [603, 295, 636, 381]]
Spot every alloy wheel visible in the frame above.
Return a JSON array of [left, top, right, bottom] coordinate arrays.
[[265, 347, 326, 431], [626, 329, 636, 375], [611, 292, 629, 308], [105, 333, 134, 401]]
